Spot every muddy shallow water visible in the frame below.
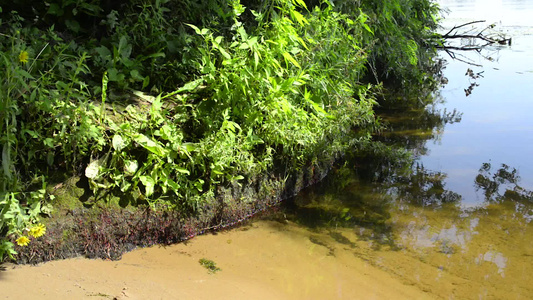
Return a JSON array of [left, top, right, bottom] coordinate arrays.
[[2, 1, 533, 299]]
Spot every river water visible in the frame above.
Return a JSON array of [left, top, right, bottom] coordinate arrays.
[[2, 1, 532, 299], [275, 0, 533, 298]]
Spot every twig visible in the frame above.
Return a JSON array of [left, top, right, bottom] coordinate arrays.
[[443, 49, 483, 67], [443, 20, 486, 37]]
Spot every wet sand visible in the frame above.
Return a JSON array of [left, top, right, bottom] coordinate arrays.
[[0, 220, 431, 300]]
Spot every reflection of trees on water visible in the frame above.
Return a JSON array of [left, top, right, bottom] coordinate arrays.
[[475, 162, 533, 204], [285, 91, 465, 246], [285, 86, 532, 250], [377, 95, 462, 158], [392, 164, 462, 206]]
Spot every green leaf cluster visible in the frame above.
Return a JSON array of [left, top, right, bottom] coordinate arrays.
[[0, 0, 442, 261]]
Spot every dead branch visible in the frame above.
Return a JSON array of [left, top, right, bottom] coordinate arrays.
[[437, 20, 511, 66], [440, 20, 511, 47], [443, 49, 483, 67], [442, 20, 487, 37]]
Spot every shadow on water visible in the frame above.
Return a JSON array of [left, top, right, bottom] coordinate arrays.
[[277, 90, 467, 250], [259, 65, 533, 298], [258, 3, 533, 297], [278, 87, 532, 256], [0, 264, 6, 280]]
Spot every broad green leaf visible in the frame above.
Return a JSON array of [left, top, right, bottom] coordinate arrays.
[[120, 180, 131, 192], [43, 138, 54, 148], [30, 89, 36, 101], [248, 37, 258, 46], [165, 178, 180, 194], [108, 68, 125, 82], [218, 47, 231, 60], [95, 46, 112, 59], [182, 143, 199, 152], [194, 179, 204, 192], [246, 133, 264, 145], [139, 175, 155, 197], [65, 19, 80, 33], [362, 24, 374, 35], [162, 78, 204, 100], [112, 134, 127, 151], [150, 94, 164, 123], [124, 160, 138, 176], [176, 79, 203, 93], [85, 160, 100, 179], [142, 76, 150, 89], [143, 52, 165, 59], [237, 26, 248, 40], [130, 69, 144, 81], [358, 10, 374, 35], [186, 23, 202, 35], [119, 36, 128, 53], [47, 3, 63, 16], [159, 124, 172, 140], [175, 167, 190, 175], [56, 81, 68, 90], [132, 90, 156, 103], [134, 134, 168, 157]]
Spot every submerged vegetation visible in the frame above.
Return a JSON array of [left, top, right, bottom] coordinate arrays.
[[199, 257, 222, 274], [0, 0, 442, 261]]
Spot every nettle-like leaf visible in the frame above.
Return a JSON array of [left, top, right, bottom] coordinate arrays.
[[124, 160, 138, 176], [112, 134, 127, 151], [85, 160, 100, 179]]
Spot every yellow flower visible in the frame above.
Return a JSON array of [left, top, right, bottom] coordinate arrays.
[[18, 50, 29, 64], [16, 236, 30, 246], [29, 224, 46, 238]]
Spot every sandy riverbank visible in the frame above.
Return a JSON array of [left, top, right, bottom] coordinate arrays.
[[0, 220, 431, 300]]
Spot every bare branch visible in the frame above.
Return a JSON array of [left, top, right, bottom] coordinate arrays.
[[443, 49, 483, 67], [437, 20, 512, 66], [443, 20, 487, 37]]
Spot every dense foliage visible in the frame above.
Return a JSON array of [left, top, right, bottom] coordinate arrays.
[[0, 0, 441, 261]]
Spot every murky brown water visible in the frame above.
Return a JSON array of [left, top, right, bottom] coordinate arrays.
[[2, 1, 532, 299]]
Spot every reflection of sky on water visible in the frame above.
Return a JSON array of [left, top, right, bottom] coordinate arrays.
[[286, 3, 533, 297], [401, 218, 475, 251], [480, 251, 508, 277], [440, 0, 533, 27], [421, 1, 533, 206]]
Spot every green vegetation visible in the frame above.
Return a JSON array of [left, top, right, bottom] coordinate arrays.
[[0, 0, 442, 261], [199, 257, 221, 273]]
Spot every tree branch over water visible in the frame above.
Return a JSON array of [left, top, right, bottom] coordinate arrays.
[[439, 20, 512, 47], [437, 20, 512, 66]]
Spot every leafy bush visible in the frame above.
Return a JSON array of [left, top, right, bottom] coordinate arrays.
[[0, 0, 442, 261]]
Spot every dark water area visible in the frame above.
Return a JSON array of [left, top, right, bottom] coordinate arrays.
[[271, 1, 533, 299]]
